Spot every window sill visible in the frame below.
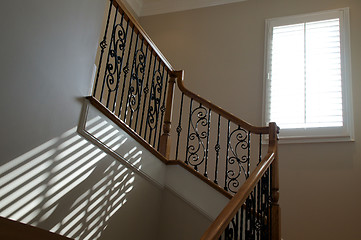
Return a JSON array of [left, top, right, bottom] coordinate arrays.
[[277, 135, 354, 144]]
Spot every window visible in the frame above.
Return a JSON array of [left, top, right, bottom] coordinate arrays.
[[263, 8, 353, 143]]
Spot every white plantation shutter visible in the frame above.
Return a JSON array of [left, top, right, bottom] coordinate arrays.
[[264, 8, 353, 142]]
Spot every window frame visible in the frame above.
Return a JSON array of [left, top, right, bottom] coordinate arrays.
[[263, 8, 354, 144]]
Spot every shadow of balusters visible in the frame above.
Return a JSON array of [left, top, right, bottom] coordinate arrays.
[[0, 115, 143, 240]]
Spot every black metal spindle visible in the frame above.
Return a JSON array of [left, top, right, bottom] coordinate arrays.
[[157, 71, 169, 151], [251, 190, 256, 239], [259, 134, 262, 164], [134, 42, 149, 132], [93, 0, 113, 97], [246, 197, 251, 239], [257, 178, 261, 240], [129, 39, 147, 128], [124, 32, 140, 123], [144, 57, 160, 143], [247, 131, 251, 178], [224, 120, 230, 191], [240, 206, 244, 240], [117, 26, 134, 118], [110, 12, 128, 113], [109, 18, 130, 114], [214, 114, 221, 184], [100, 5, 119, 103], [175, 93, 184, 160], [105, 8, 121, 109], [233, 212, 239, 239], [139, 50, 154, 136], [185, 98, 194, 165], [204, 108, 211, 177], [152, 64, 166, 147]]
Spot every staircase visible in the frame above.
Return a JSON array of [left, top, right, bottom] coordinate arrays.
[[0, 0, 280, 239]]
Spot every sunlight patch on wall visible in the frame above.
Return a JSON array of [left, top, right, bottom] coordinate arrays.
[[0, 115, 143, 240]]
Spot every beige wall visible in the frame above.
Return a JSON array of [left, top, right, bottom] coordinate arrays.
[[140, 0, 361, 239]]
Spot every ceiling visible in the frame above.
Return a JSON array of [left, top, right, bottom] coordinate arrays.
[[124, 0, 247, 17]]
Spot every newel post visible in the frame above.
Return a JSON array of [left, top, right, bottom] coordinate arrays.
[[269, 122, 281, 240], [159, 71, 181, 158]]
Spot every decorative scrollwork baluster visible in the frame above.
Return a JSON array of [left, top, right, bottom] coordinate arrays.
[[105, 12, 128, 110], [134, 44, 149, 132], [125, 35, 148, 127], [185, 103, 209, 171], [157, 72, 169, 150], [117, 26, 134, 118], [100, 7, 119, 103], [152, 64, 166, 147], [226, 125, 249, 194], [145, 59, 164, 144], [204, 108, 211, 177], [93, 0, 113, 97], [139, 50, 154, 137]]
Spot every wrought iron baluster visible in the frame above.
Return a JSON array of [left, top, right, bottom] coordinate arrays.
[[110, 12, 128, 113], [186, 102, 208, 171], [134, 43, 149, 132], [258, 134, 262, 164], [225, 215, 239, 240], [175, 93, 184, 160], [152, 64, 166, 147], [204, 108, 211, 177], [139, 50, 154, 137], [240, 206, 244, 240], [100, 6, 119, 103], [251, 189, 256, 239], [257, 177, 261, 240], [93, 0, 113, 97], [265, 168, 271, 239], [214, 114, 221, 184], [185, 98, 193, 165], [157, 71, 169, 150], [235, 211, 240, 240], [224, 120, 230, 191], [225, 124, 250, 193], [246, 197, 252, 240], [106, 10, 127, 110], [124, 32, 141, 124], [108, 18, 129, 114], [144, 58, 163, 143], [117, 26, 134, 118], [247, 131, 251, 178]]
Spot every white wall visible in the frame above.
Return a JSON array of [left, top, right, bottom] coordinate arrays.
[[0, 1, 163, 239], [140, 0, 361, 239]]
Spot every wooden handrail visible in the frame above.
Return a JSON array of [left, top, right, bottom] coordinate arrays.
[[200, 151, 276, 240], [174, 70, 270, 134]]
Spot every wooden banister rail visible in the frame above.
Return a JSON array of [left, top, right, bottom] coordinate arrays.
[[173, 70, 270, 134]]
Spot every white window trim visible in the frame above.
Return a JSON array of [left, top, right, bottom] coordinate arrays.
[[262, 8, 354, 144]]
